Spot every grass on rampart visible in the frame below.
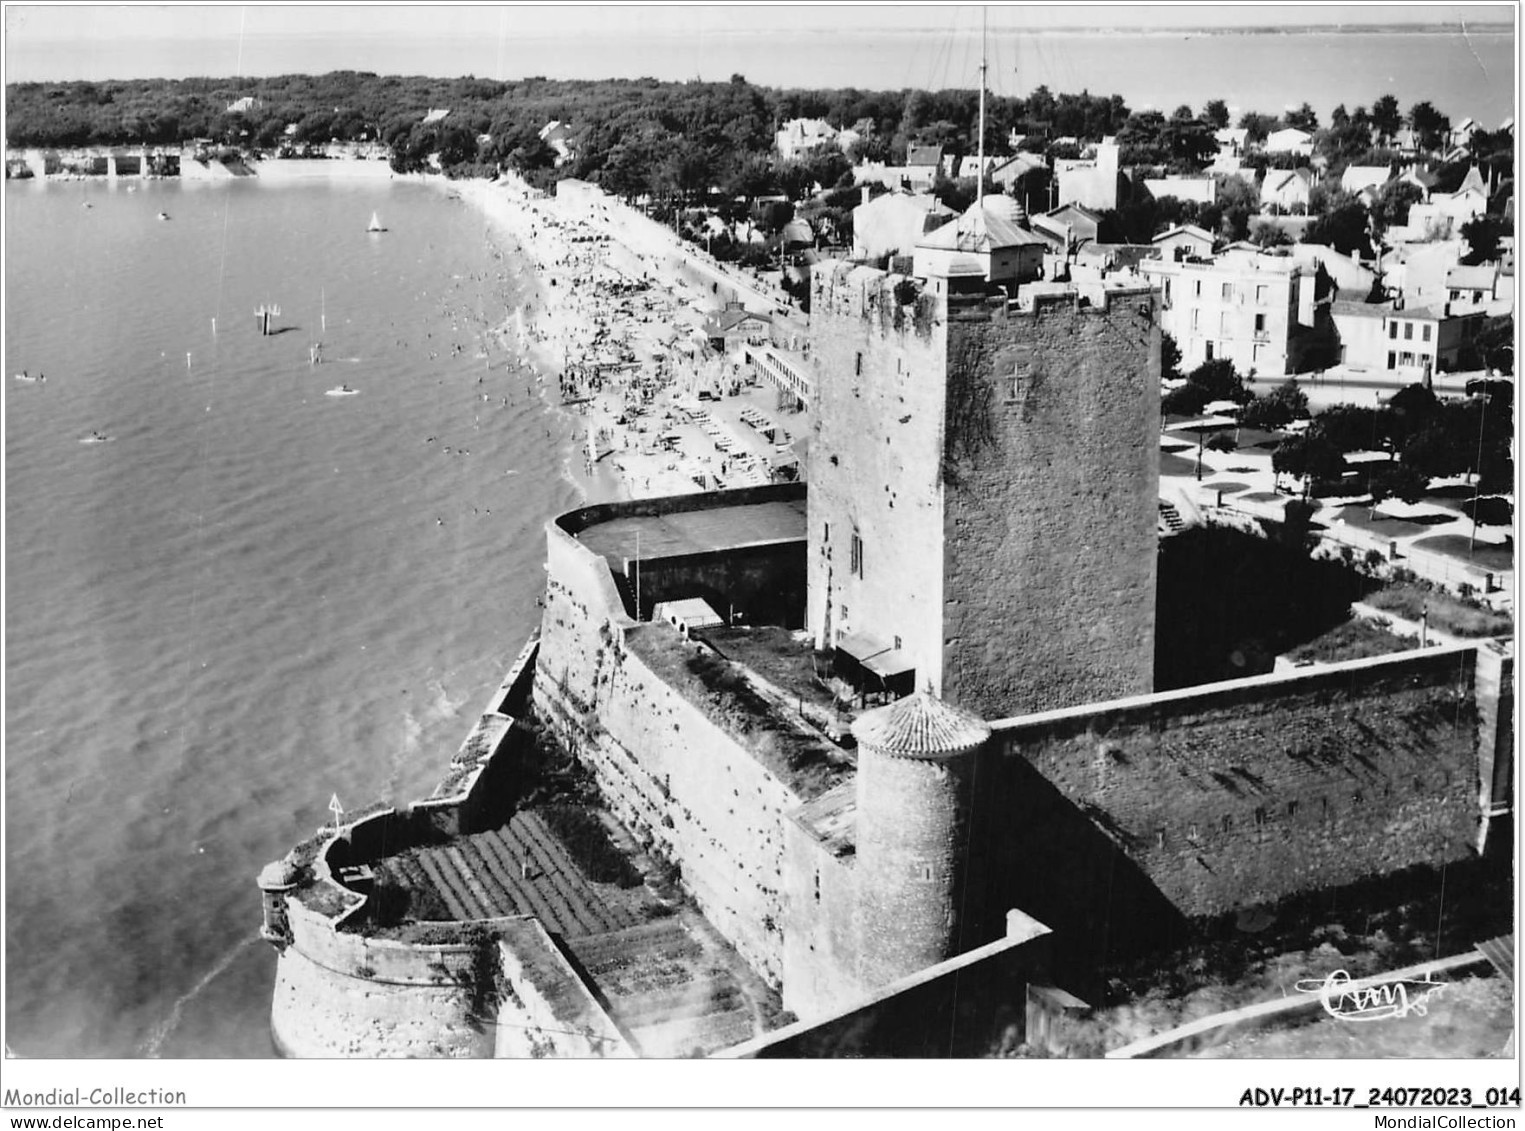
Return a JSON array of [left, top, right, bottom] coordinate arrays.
[[1364, 580, 1513, 639], [628, 625, 851, 799], [1284, 618, 1416, 665], [697, 626, 839, 713], [537, 804, 643, 889]]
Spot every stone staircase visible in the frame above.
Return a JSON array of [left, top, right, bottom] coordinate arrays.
[[1158, 499, 1187, 535], [566, 918, 764, 1057]]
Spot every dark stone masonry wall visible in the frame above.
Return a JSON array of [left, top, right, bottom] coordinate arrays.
[[626, 541, 806, 628], [966, 645, 1483, 980], [941, 289, 1161, 720]]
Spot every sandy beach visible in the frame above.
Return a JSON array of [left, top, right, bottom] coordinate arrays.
[[450, 171, 808, 505], [247, 156, 402, 183]]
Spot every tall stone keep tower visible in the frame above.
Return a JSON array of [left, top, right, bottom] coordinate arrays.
[[853, 692, 990, 989], [808, 263, 1160, 719]]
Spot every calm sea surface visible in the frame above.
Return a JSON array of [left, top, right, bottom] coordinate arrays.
[[4, 176, 582, 1056], [8, 27, 1517, 127]]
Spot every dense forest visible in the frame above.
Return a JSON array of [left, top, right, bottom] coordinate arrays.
[[6, 72, 1513, 261]]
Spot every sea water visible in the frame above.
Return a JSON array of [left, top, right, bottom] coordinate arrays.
[[3, 175, 582, 1056]]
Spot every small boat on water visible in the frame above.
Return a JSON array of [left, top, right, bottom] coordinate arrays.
[[157, 211, 170, 221], [367, 211, 386, 233], [325, 384, 359, 397], [13, 370, 44, 383], [79, 430, 113, 444]]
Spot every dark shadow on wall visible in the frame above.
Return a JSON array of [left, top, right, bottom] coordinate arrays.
[[623, 543, 807, 628], [747, 936, 1051, 1058], [1155, 524, 1372, 690], [1100, 842, 1515, 1012], [961, 750, 1192, 1004]]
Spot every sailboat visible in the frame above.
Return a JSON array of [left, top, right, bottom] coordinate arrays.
[[367, 211, 387, 233]]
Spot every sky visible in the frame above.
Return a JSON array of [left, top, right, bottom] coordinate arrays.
[[2, 3, 1516, 84]]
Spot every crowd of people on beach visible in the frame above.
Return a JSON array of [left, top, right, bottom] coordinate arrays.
[[458, 173, 803, 502]]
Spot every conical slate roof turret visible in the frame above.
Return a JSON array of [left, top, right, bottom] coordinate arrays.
[[852, 691, 990, 759]]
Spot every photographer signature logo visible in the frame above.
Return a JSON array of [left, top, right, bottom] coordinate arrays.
[[1295, 969, 1447, 1022]]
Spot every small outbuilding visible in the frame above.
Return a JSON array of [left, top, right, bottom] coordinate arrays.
[[654, 598, 726, 637]]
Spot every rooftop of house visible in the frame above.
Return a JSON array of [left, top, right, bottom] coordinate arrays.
[[1392, 303, 1480, 322], [1447, 264, 1499, 289], [1153, 223, 1215, 245], [1262, 168, 1313, 192], [1143, 251, 1303, 277], [857, 190, 950, 217], [1045, 202, 1105, 225], [703, 305, 773, 336], [917, 198, 1048, 253], [1331, 298, 1392, 318], [1341, 165, 1395, 187], [782, 117, 836, 137]]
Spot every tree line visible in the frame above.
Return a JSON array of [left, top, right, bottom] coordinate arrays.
[[1157, 331, 1514, 502], [9, 72, 1511, 268]]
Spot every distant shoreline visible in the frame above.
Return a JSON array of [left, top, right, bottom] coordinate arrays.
[[823, 23, 1516, 37]]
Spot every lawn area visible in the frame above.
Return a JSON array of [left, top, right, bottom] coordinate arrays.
[[1333, 505, 1458, 539], [1363, 581, 1513, 638], [1235, 427, 1286, 450], [1410, 534, 1515, 575], [697, 625, 838, 714], [1161, 451, 1199, 477], [1284, 617, 1416, 664]]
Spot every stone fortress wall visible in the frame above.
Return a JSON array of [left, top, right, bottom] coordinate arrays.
[[531, 469, 1513, 1021], [966, 641, 1507, 993], [263, 637, 635, 1058], [805, 262, 1162, 720], [940, 286, 1161, 718], [532, 485, 816, 987]]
